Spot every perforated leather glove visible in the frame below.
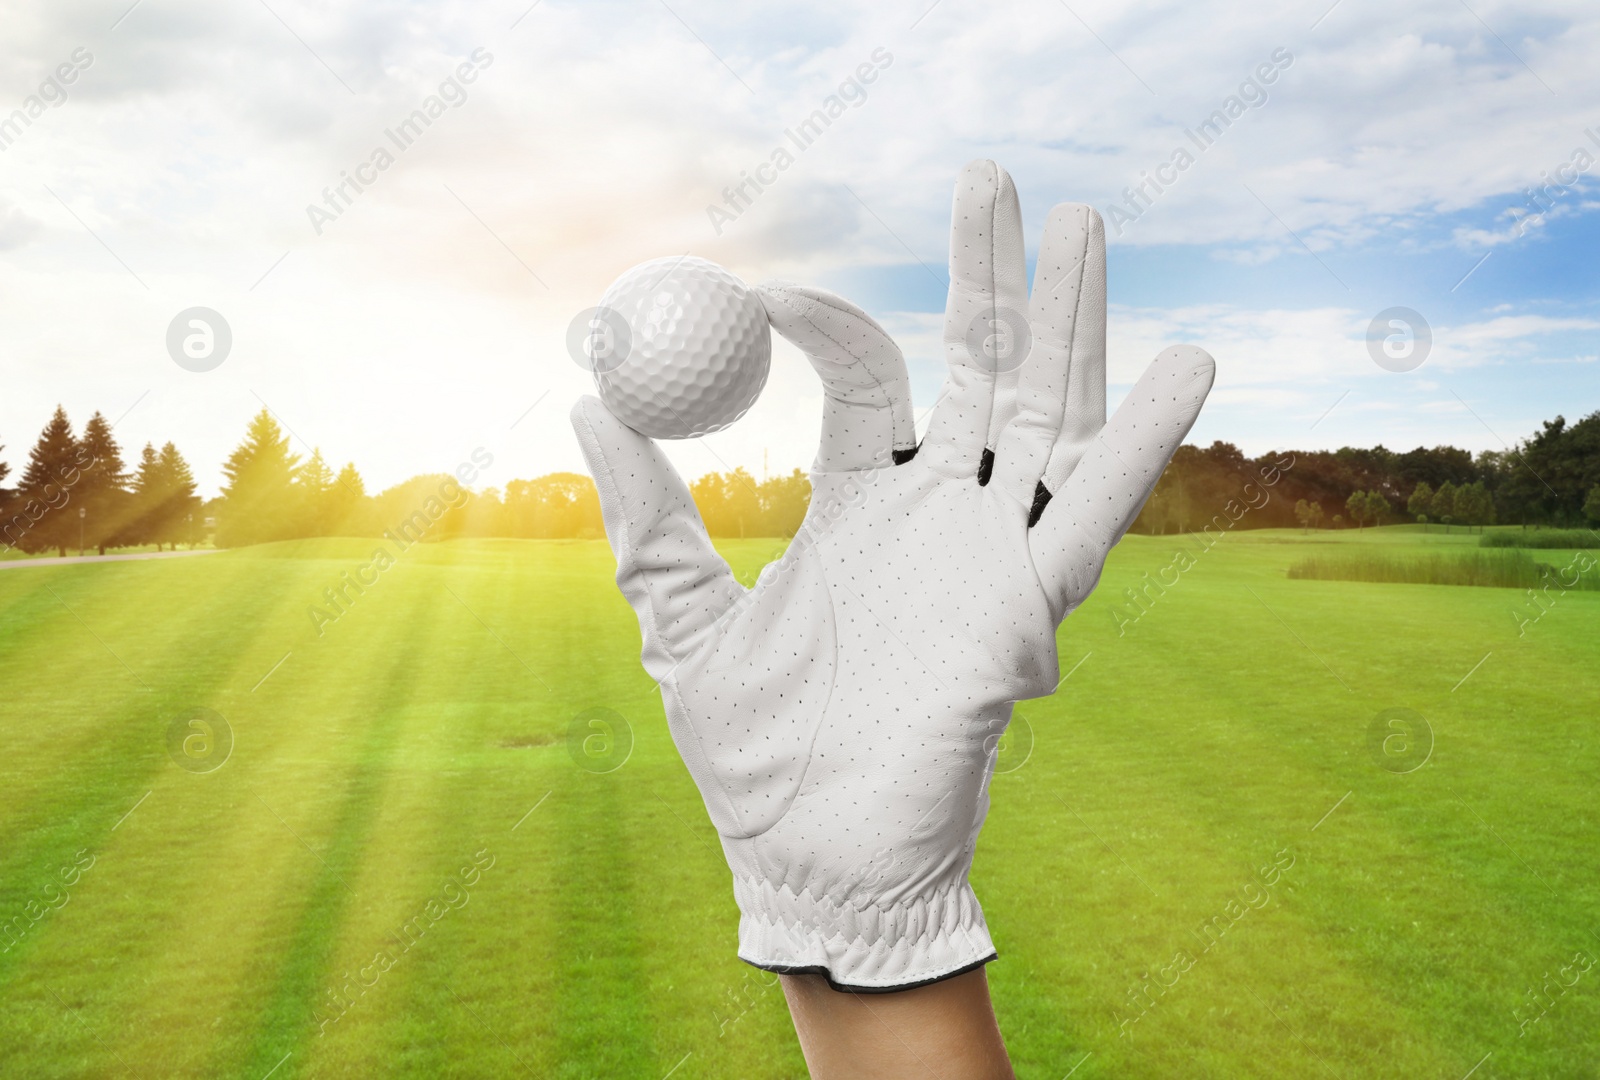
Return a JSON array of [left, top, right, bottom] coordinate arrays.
[[571, 160, 1215, 991]]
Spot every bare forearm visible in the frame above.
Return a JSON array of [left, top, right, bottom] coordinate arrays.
[[780, 968, 1015, 1080]]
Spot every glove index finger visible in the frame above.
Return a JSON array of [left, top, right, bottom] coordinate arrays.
[[572, 396, 745, 675], [758, 283, 915, 471]]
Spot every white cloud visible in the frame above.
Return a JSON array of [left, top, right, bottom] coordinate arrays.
[[2, 0, 1599, 492]]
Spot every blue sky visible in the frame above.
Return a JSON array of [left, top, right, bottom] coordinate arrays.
[[1, 0, 1596, 494]]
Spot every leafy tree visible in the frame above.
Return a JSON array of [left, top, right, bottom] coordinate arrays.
[[1364, 490, 1391, 527], [218, 409, 300, 548], [503, 473, 602, 538], [1493, 412, 1600, 526], [1407, 481, 1434, 530], [8, 406, 84, 555], [758, 469, 812, 537], [1585, 484, 1600, 525], [1346, 491, 1369, 530], [1396, 445, 1475, 491], [1453, 480, 1495, 533], [1431, 481, 1459, 533], [1295, 499, 1325, 531], [692, 468, 762, 538]]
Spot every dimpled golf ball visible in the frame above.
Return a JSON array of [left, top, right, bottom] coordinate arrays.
[[594, 256, 771, 439]]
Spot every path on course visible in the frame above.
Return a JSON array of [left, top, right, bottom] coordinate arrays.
[[0, 550, 219, 571]]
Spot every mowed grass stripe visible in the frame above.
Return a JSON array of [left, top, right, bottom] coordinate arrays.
[[221, 569, 460, 1078], [3, 531, 1596, 1077], [401, 542, 668, 1077], [405, 541, 699, 1076], [301, 546, 574, 1077], [0, 554, 321, 825], [989, 538, 1595, 1077], [545, 769, 657, 1078], [0, 557, 307, 995], [1, 550, 443, 1075]]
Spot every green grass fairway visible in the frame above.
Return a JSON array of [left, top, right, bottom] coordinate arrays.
[[1, 528, 1596, 1078]]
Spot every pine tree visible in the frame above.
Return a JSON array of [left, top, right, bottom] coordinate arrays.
[[0, 435, 10, 542], [329, 463, 369, 534], [10, 406, 84, 555], [219, 409, 300, 548], [296, 449, 336, 537], [157, 442, 202, 548], [77, 411, 130, 555], [129, 443, 164, 550]]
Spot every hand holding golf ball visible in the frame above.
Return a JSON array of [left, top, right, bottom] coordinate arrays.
[[571, 160, 1217, 991], [575, 256, 771, 439]]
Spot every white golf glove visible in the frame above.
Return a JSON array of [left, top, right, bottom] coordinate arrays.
[[571, 160, 1214, 991]]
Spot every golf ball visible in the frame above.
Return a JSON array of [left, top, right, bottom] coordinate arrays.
[[590, 256, 771, 439]]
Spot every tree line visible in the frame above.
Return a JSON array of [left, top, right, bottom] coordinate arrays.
[[4, 404, 1596, 554], [0, 406, 202, 555], [1131, 410, 1600, 536], [0, 407, 815, 553]]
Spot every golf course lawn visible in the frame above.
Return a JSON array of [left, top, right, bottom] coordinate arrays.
[[0, 526, 1595, 1078]]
